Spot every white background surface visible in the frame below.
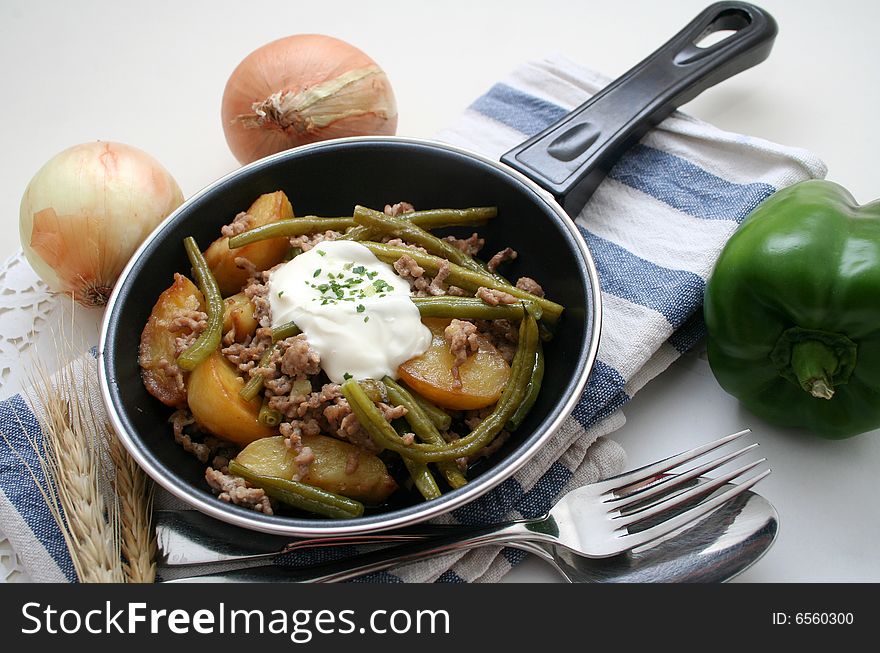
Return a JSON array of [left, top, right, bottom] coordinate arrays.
[[1, 0, 878, 582]]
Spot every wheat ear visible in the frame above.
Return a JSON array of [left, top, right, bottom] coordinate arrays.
[[26, 360, 125, 583], [107, 432, 156, 583]]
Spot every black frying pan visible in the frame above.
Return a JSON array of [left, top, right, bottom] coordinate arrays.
[[100, 2, 777, 536]]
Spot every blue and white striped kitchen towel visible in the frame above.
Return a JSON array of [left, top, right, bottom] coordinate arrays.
[[0, 53, 825, 583]]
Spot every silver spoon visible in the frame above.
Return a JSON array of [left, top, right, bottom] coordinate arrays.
[[159, 484, 778, 583]]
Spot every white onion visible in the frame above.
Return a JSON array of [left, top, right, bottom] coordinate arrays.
[[19, 141, 184, 307], [221, 34, 398, 164]]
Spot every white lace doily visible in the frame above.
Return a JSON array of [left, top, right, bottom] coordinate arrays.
[[0, 249, 104, 583]]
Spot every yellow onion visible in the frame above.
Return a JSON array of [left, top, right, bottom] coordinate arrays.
[[19, 141, 184, 307], [221, 34, 398, 165]]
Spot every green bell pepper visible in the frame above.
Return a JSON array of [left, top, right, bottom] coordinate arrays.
[[704, 180, 880, 439]]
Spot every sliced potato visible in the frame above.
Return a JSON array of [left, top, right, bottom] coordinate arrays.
[[222, 292, 258, 343], [235, 435, 398, 504], [398, 318, 511, 410], [204, 190, 294, 296], [186, 350, 275, 446], [139, 273, 205, 407]]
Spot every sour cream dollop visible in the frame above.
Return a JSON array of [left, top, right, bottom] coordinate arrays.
[[267, 240, 432, 383]]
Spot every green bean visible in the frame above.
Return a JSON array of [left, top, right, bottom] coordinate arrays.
[[227, 217, 357, 248], [403, 206, 497, 227], [506, 338, 544, 431], [383, 378, 467, 489], [412, 296, 541, 322], [177, 237, 224, 371], [272, 320, 302, 342], [405, 386, 452, 431], [238, 346, 275, 401], [229, 207, 497, 248], [258, 399, 283, 427], [340, 313, 538, 462], [403, 458, 442, 500], [361, 241, 564, 324], [341, 206, 497, 242], [228, 461, 364, 519], [352, 206, 494, 276]]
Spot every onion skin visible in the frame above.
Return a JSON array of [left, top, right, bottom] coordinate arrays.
[[221, 34, 398, 165], [19, 141, 184, 307]]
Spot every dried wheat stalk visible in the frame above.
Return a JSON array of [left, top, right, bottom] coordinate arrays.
[[107, 433, 156, 583], [26, 360, 125, 583], [6, 324, 157, 583]]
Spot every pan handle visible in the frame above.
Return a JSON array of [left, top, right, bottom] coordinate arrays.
[[500, 2, 777, 216]]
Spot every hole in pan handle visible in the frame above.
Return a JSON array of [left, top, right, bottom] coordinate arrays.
[[500, 2, 778, 217]]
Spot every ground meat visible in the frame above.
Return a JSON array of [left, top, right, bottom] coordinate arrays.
[[293, 446, 315, 481], [170, 309, 208, 355], [487, 247, 518, 272], [220, 211, 254, 237], [156, 358, 186, 397], [205, 467, 273, 515], [384, 202, 414, 216], [444, 233, 485, 256], [233, 256, 258, 280], [515, 276, 544, 298], [270, 383, 380, 453], [169, 310, 208, 335], [221, 275, 275, 373], [383, 237, 428, 253], [168, 409, 235, 466], [476, 286, 518, 305], [169, 409, 208, 462], [444, 319, 479, 389], [475, 319, 518, 363], [393, 254, 425, 279], [289, 230, 340, 252], [243, 271, 273, 328], [446, 285, 470, 297], [379, 402, 408, 422], [401, 432, 416, 446], [279, 334, 321, 377], [222, 334, 272, 375], [393, 254, 440, 295], [322, 399, 350, 431], [425, 260, 450, 296]]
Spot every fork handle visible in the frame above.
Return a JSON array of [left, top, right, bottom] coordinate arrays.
[[165, 518, 553, 583]]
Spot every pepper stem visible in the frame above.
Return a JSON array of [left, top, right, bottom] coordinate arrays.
[[789, 339, 840, 400]]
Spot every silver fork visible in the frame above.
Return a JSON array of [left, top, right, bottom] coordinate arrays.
[[166, 429, 769, 582]]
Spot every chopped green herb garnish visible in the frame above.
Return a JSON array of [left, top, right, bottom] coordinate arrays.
[[343, 372, 353, 380], [356, 304, 365, 313], [313, 268, 321, 278], [317, 249, 326, 256]]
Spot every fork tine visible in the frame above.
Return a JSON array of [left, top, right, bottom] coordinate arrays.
[[605, 443, 760, 512], [617, 467, 771, 550], [613, 458, 767, 528], [592, 429, 751, 495]]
